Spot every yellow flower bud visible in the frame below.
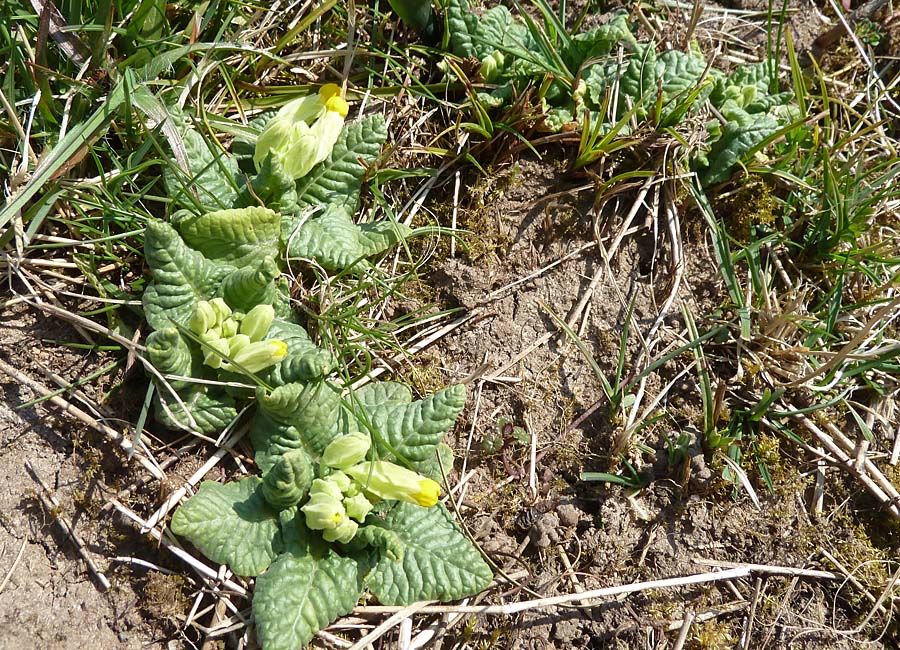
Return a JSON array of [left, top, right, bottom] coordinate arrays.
[[209, 298, 232, 325], [301, 492, 345, 531], [219, 317, 239, 339], [309, 477, 343, 502], [223, 340, 287, 374], [343, 493, 374, 522], [227, 333, 251, 356], [326, 471, 352, 494], [322, 432, 371, 470], [240, 304, 276, 342], [322, 517, 358, 544], [190, 301, 217, 335], [202, 337, 230, 369]]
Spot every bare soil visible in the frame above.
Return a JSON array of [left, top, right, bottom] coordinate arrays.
[[405, 155, 898, 649]]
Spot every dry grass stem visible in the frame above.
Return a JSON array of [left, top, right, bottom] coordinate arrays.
[[785, 408, 900, 519], [739, 577, 765, 650], [346, 602, 432, 650], [0, 538, 27, 595], [108, 498, 248, 597], [353, 565, 833, 616], [693, 559, 839, 581], [672, 609, 695, 650]]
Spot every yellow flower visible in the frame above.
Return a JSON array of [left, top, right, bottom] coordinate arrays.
[[253, 84, 350, 180], [345, 461, 441, 508]]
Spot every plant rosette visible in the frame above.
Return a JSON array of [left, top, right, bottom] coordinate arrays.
[[141, 85, 492, 649]]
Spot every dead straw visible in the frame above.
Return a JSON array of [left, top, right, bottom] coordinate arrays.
[[353, 564, 834, 617]]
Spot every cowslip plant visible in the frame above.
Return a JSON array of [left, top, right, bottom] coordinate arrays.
[[170, 381, 491, 650], [141, 86, 492, 648], [444, 0, 802, 184]]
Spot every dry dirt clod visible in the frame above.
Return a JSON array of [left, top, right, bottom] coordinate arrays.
[[556, 502, 581, 528], [528, 512, 561, 548]]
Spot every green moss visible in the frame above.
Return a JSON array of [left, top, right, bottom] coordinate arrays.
[[717, 177, 781, 242], [688, 620, 737, 649], [397, 352, 448, 397]]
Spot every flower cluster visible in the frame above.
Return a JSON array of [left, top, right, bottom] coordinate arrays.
[[301, 432, 442, 543], [190, 300, 287, 373], [253, 83, 350, 180]]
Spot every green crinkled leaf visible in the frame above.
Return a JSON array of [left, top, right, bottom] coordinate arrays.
[[363, 384, 467, 466], [655, 49, 712, 125], [154, 384, 238, 435], [250, 412, 308, 473], [584, 42, 712, 125], [271, 278, 297, 323], [585, 42, 657, 119], [294, 115, 387, 213], [253, 380, 347, 467], [237, 154, 302, 218], [698, 107, 783, 186], [174, 207, 281, 268], [657, 49, 708, 99], [253, 547, 362, 650], [446, 0, 482, 58], [415, 442, 456, 482], [354, 381, 412, 408], [262, 449, 314, 509], [145, 327, 194, 386], [285, 205, 411, 272], [476, 82, 514, 109], [543, 106, 575, 132], [350, 525, 403, 562], [143, 219, 233, 330], [358, 220, 414, 257], [446, 0, 531, 62], [568, 13, 634, 67], [220, 255, 279, 312], [163, 125, 240, 212], [473, 5, 531, 62], [366, 502, 492, 604], [170, 477, 282, 576], [285, 206, 365, 270], [265, 320, 336, 385]]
